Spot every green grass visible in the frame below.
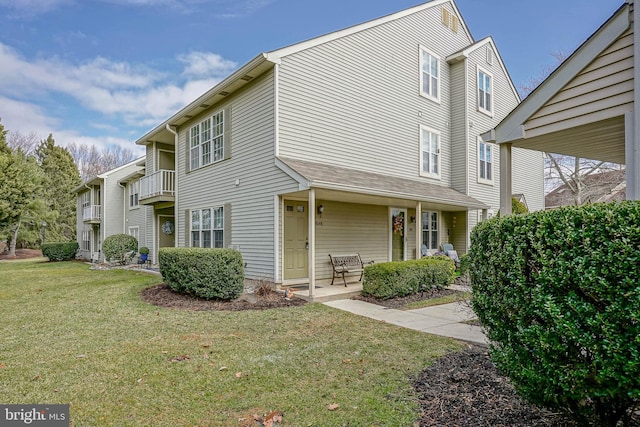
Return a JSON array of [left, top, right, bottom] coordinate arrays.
[[401, 291, 472, 310], [0, 260, 462, 426]]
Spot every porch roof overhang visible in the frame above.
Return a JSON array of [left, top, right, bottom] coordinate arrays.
[[482, 2, 630, 165], [276, 157, 489, 211]]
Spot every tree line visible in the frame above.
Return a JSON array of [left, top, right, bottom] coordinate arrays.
[[0, 120, 136, 256]]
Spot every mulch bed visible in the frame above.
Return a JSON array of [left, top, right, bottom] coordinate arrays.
[[414, 345, 575, 427], [0, 248, 43, 260], [354, 288, 459, 309], [140, 283, 307, 311]]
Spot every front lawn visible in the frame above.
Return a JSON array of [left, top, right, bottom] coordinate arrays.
[[0, 260, 461, 426]]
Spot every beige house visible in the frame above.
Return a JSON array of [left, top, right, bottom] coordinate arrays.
[[135, 0, 544, 299], [485, 1, 640, 213]]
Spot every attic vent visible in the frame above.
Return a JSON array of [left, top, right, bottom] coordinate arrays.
[[240, 75, 254, 82], [441, 7, 459, 33], [199, 104, 210, 109], [183, 115, 193, 119], [219, 91, 230, 96], [486, 47, 493, 65]]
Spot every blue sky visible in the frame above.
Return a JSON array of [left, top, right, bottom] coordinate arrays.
[[0, 0, 623, 155]]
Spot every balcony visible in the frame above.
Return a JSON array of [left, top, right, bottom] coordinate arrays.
[[140, 169, 175, 206], [83, 205, 102, 223]]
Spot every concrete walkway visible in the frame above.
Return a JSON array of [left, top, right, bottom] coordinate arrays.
[[324, 299, 488, 345]]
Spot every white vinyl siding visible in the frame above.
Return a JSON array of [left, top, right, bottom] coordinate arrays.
[[277, 6, 471, 184], [420, 46, 440, 102], [478, 66, 493, 116], [189, 110, 224, 171], [478, 139, 493, 184], [420, 125, 440, 179]]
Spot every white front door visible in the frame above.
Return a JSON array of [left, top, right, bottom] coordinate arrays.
[[390, 208, 407, 261]]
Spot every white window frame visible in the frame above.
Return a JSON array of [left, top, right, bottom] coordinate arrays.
[[128, 226, 139, 242], [129, 180, 139, 208], [477, 66, 493, 116], [420, 125, 441, 180], [81, 228, 91, 251], [420, 46, 440, 103], [478, 139, 494, 185], [422, 211, 439, 251], [81, 191, 90, 210], [189, 110, 224, 171], [190, 207, 224, 248]]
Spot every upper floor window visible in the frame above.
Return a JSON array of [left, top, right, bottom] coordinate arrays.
[[190, 111, 224, 171], [190, 207, 224, 248], [420, 125, 441, 179], [129, 180, 139, 208], [420, 47, 440, 102], [81, 191, 90, 209], [478, 140, 493, 184], [478, 67, 493, 115]]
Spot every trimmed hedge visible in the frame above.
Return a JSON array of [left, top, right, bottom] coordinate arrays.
[[159, 247, 244, 300], [469, 202, 640, 426], [102, 234, 137, 265], [42, 242, 79, 261], [362, 256, 455, 299]]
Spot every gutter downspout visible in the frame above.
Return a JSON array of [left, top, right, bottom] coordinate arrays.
[[166, 124, 179, 260], [118, 181, 127, 234]]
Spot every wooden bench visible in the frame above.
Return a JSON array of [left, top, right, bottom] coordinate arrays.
[[328, 253, 373, 287]]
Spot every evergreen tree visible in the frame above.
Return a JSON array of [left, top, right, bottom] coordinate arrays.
[[0, 119, 10, 155], [0, 145, 44, 256], [36, 134, 82, 241]]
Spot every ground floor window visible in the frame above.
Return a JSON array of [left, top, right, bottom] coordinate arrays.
[[81, 229, 90, 251], [128, 226, 139, 242], [191, 207, 224, 248], [422, 211, 439, 250]]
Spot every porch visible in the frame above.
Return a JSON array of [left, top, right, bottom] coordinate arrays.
[[275, 157, 489, 301]]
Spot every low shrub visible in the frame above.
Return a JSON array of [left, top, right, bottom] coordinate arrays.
[[469, 201, 640, 426], [102, 234, 137, 265], [362, 256, 455, 299], [159, 247, 244, 300], [42, 242, 79, 261]]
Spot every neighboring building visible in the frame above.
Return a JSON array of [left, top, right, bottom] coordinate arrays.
[[545, 169, 626, 209], [133, 0, 544, 297], [484, 1, 639, 214], [73, 158, 151, 262]]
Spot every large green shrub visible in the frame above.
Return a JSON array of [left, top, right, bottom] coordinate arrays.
[[469, 202, 640, 426], [362, 257, 455, 299], [159, 247, 244, 300], [102, 234, 137, 265], [42, 241, 79, 261]]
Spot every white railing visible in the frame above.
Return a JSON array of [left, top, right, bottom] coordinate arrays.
[[83, 205, 101, 221], [140, 169, 175, 200]]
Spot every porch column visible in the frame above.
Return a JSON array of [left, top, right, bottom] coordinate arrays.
[[308, 189, 316, 298], [499, 143, 513, 215], [625, 112, 639, 199], [416, 202, 422, 258]]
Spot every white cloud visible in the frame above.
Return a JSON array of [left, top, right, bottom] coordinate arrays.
[[0, 96, 59, 137], [179, 51, 237, 77]]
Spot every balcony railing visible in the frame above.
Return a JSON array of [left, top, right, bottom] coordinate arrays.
[[140, 169, 175, 200], [83, 205, 102, 222]]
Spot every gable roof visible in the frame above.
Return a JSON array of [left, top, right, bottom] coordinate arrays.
[[276, 157, 489, 210], [483, 2, 631, 152], [265, 0, 472, 61], [446, 36, 520, 103], [136, 0, 475, 146]]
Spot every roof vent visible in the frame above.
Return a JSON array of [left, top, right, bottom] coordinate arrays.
[[240, 75, 254, 82], [199, 104, 210, 109], [219, 91, 230, 96], [183, 115, 193, 119]]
